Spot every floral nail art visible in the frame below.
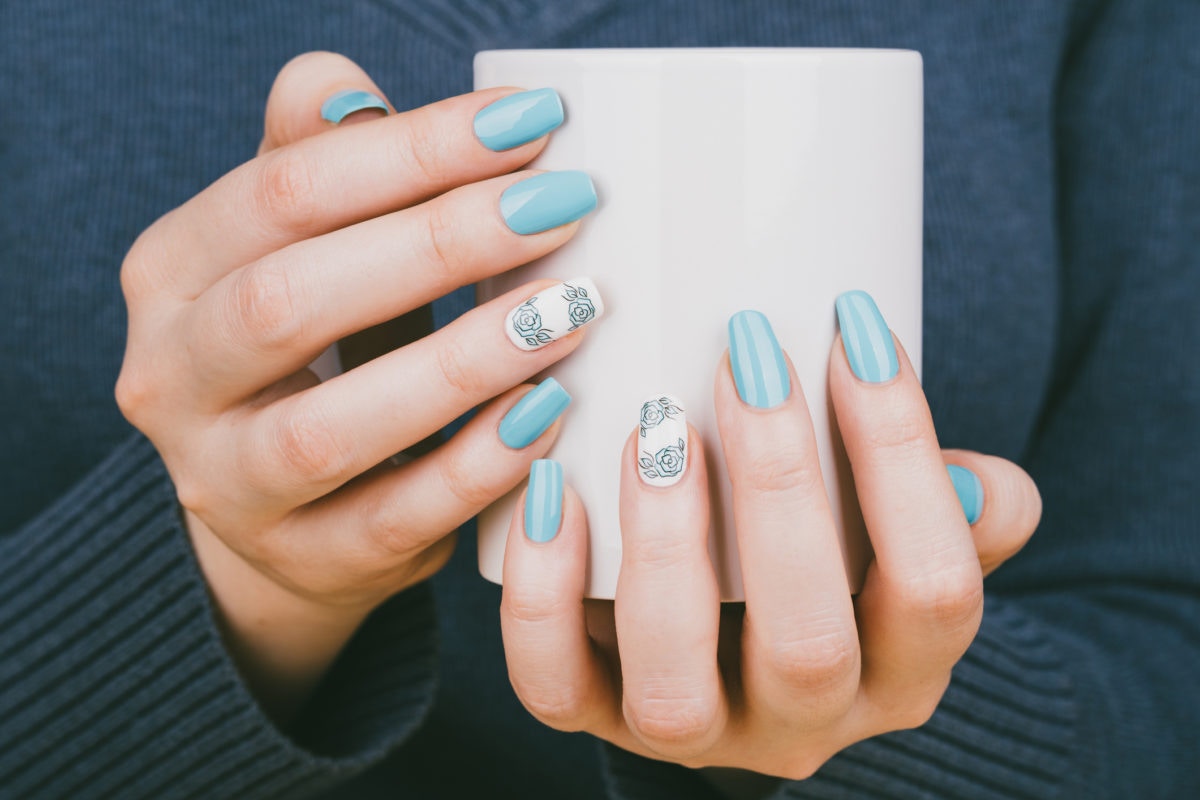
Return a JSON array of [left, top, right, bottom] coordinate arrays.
[[636, 394, 688, 487], [504, 278, 605, 351]]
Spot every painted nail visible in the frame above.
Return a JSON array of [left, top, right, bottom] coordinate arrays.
[[500, 171, 597, 235], [636, 394, 688, 487], [499, 377, 572, 449], [728, 310, 791, 409], [505, 278, 605, 351], [835, 290, 899, 383], [525, 459, 564, 542], [320, 89, 389, 124], [947, 464, 984, 525], [474, 88, 564, 151]]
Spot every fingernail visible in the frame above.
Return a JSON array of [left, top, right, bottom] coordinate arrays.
[[728, 310, 791, 409], [525, 459, 564, 542], [637, 394, 688, 487], [947, 465, 984, 525], [505, 278, 605, 351], [320, 89, 389, 124], [835, 290, 899, 383], [500, 171, 597, 235], [499, 377, 572, 449], [474, 88, 564, 151]]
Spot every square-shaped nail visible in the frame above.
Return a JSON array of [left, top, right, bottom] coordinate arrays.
[[728, 310, 791, 409], [499, 377, 572, 449], [637, 394, 687, 487], [320, 89, 389, 123], [525, 459, 564, 542], [505, 278, 605, 351], [474, 88, 564, 151], [500, 171, 597, 235]]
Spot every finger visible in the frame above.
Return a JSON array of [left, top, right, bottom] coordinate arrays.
[[136, 85, 559, 299], [500, 466, 624, 736], [259, 51, 393, 155], [942, 450, 1041, 576], [233, 280, 603, 509], [185, 169, 591, 407], [271, 384, 565, 604], [615, 400, 727, 759], [717, 311, 860, 728], [828, 292, 982, 707]]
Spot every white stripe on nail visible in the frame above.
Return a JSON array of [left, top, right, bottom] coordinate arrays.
[[636, 394, 687, 487], [504, 278, 605, 351]]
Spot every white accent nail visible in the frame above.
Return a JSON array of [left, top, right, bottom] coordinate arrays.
[[636, 394, 687, 487], [504, 278, 605, 351]]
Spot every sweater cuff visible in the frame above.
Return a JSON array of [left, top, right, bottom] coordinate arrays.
[[601, 598, 1077, 800], [0, 433, 438, 799]]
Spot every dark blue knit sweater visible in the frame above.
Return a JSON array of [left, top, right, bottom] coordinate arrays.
[[1, 1, 1197, 798]]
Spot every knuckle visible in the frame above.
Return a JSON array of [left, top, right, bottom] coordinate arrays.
[[267, 405, 350, 487], [895, 564, 984, 631], [439, 445, 504, 511], [512, 679, 589, 731], [114, 364, 154, 421], [396, 114, 448, 186], [860, 395, 933, 461], [764, 629, 860, 695], [258, 150, 321, 234], [624, 692, 720, 753], [118, 231, 160, 303], [739, 444, 823, 497], [778, 755, 829, 782], [229, 261, 302, 350], [434, 336, 486, 401], [623, 534, 698, 572], [502, 583, 572, 629], [421, 200, 463, 281]]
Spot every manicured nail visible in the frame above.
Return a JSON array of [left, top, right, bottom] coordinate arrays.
[[525, 459, 564, 543], [320, 89, 389, 124], [499, 377, 572, 449], [835, 290, 899, 383], [474, 88, 564, 151], [505, 278, 605, 351], [500, 171, 597, 235], [636, 394, 687, 487], [728, 310, 791, 409], [947, 465, 984, 525]]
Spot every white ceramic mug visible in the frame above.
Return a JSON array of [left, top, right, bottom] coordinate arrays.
[[476, 48, 923, 600]]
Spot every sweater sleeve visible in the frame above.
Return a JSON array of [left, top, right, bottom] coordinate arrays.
[[601, 2, 1200, 798], [0, 432, 439, 799]]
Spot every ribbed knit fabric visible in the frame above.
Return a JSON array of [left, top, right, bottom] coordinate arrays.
[[0, 435, 437, 798], [2, 1, 1198, 798]]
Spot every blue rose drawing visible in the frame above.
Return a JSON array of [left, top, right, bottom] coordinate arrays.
[[512, 299, 552, 346], [562, 284, 596, 330], [638, 397, 683, 437], [639, 438, 686, 480]]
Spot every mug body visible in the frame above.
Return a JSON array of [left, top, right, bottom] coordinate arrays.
[[475, 48, 923, 600]]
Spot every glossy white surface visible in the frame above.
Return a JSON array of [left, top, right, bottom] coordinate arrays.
[[476, 49, 923, 600]]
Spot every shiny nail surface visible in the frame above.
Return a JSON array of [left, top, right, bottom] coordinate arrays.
[[320, 89, 389, 123], [637, 394, 687, 487], [728, 310, 791, 409], [947, 464, 984, 525], [500, 171, 597, 235], [474, 88, 564, 151], [499, 378, 571, 449], [836, 290, 899, 383], [505, 278, 605, 351], [525, 459, 564, 542]]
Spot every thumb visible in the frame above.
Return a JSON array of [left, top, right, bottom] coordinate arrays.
[[942, 450, 1042, 576], [259, 51, 393, 155]]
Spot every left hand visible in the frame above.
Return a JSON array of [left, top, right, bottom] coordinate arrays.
[[498, 294, 1042, 778]]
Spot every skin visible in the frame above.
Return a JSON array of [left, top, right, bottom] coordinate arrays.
[[500, 337, 1042, 780], [116, 52, 591, 721]]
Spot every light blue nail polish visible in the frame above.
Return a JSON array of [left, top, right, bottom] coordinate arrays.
[[948, 465, 984, 525], [499, 377, 572, 449], [320, 89, 389, 124], [500, 171, 597, 235], [728, 310, 791, 409], [835, 290, 899, 383], [525, 459, 564, 543], [474, 88, 564, 151]]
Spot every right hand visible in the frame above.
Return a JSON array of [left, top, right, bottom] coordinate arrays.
[[115, 53, 595, 717]]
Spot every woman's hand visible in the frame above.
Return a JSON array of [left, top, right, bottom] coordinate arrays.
[[499, 292, 1041, 779], [116, 52, 601, 719]]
